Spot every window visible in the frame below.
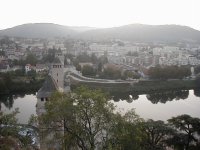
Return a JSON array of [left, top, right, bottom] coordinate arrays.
[[57, 73, 58, 76], [41, 98, 44, 101], [57, 79, 58, 83]]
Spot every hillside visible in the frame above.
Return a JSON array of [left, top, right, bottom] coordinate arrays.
[[80, 24, 200, 43], [1, 23, 200, 43], [0, 23, 77, 38]]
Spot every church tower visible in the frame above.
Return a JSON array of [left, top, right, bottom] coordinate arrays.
[[50, 57, 64, 92]]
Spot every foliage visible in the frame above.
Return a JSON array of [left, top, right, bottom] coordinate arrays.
[[194, 65, 200, 74], [0, 72, 44, 94], [142, 119, 174, 150], [108, 109, 144, 150], [28, 114, 38, 127], [122, 70, 140, 80], [195, 75, 200, 87], [0, 109, 20, 149], [0, 108, 19, 126], [168, 114, 200, 150], [0, 109, 36, 149], [146, 90, 189, 104], [42, 48, 57, 63], [26, 53, 38, 65], [76, 64, 82, 71], [82, 65, 96, 77], [148, 66, 191, 79], [38, 86, 200, 150], [40, 86, 117, 150], [76, 53, 93, 63], [100, 67, 121, 79]]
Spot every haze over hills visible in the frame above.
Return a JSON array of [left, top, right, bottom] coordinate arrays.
[[0, 23, 200, 43], [0, 23, 78, 38], [80, 24, 200, 43]]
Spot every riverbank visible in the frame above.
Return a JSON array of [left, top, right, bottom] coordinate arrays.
[[71, 79, 198, 94], [0, 76, 45, 95]]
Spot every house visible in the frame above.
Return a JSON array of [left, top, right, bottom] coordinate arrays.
[[0, 58, 10, 72], [35, 64, 48, 73], [25, 64, 32, 73]]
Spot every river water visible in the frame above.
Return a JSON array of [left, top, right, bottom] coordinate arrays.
[[0, 89, 200, 124]]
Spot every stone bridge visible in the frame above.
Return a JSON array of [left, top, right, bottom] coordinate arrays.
[[63, 65, 139, 88]]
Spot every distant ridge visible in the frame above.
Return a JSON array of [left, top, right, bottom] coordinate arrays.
[[0, 23, 77, 38], [80, 24, 200, 43], [0, 23, 200, 43]]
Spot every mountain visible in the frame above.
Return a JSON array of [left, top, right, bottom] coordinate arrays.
[[0, 23, 78, 38], [80, 24, 200, 43], [0, 23, 200, 43], [68, 26, 97, 32]]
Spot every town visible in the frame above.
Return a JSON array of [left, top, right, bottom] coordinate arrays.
[[1, 36, 200, 80]]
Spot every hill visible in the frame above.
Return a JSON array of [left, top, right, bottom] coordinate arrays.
[[80, 24, 200, 43], [0, 23, 200, 43], [0, 23, 77, 38]]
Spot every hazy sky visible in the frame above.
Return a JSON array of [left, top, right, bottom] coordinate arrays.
[[0, 0, 199, 30]]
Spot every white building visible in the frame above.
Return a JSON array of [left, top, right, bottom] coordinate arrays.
[[25, 64, 32, 73]]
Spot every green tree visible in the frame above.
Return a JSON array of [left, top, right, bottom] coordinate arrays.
[[82, 65, 96, 77], [194, 65, 200, 74], [109, 109, 144, 150], [142, 119, 174, 150], [40, 86, 116, 150], [168, 114, 200, 150], [0, 108, 20, 149], [101, 67, 121, 79], [91, 53, 98, 64], [26, 53, 38, 65], [97, 62, 103, 73], [148, 66, 191, 79], [76, 64, 82, 72]]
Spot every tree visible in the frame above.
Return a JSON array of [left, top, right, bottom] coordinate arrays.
[[82, 65, 96, 77], [142, 119, 174, 150], [194, 65, 200, 74], [101, 67, 121, 79], [40, 86, 116, 150], [76, 64, 82, 72], [91, 53, 98, 64], [108, 109, 144, 150], [26, 53, 38, 65], [0, 108, 20, 149], [97, 62, 103, 73], [148, 66, 191, 80], [168, 114, 200, 150]]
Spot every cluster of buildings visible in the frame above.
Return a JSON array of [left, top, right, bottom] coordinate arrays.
[[0, 37, 67, 72], [1, 36, 200, 74], [75, 43, 200, 68]]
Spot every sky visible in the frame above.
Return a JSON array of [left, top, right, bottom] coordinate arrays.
[[0, 0, 199, 30]]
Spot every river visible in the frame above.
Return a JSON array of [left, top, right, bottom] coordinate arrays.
[[0, 89, 200, 124]]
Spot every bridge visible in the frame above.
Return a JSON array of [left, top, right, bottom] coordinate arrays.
[[64, 65, 139, 85]]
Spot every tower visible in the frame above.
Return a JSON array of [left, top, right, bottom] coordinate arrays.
[[50, 57, 64, 92]]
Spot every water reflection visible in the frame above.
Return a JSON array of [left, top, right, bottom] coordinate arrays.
[[0, 93, 37, 124], [0, 95, 14, 110], [111, 89, 190, 104], [0, 92, 37, 111], [194, 89, 200, 97], [146, 90, 189, 104]]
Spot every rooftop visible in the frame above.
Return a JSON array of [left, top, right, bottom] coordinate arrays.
[[37, 75, 58, 98]]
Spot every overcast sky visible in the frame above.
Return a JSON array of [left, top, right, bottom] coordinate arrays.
[[0, 0, 199, 30]]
